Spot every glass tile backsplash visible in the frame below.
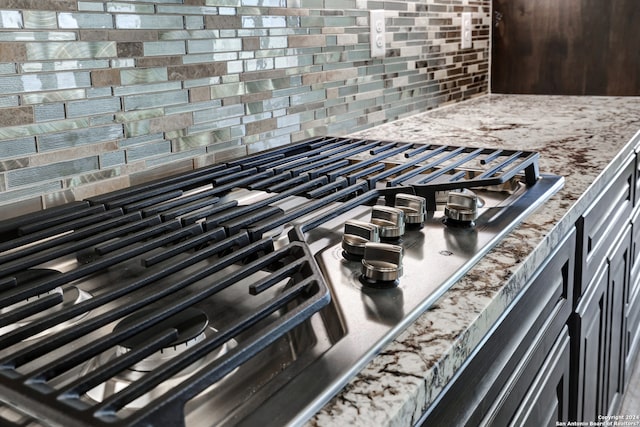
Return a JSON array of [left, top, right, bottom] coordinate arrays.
[[0, 0, 489, 218]]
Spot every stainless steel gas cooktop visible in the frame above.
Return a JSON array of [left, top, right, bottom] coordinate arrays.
[[0, 137, 563, 427]]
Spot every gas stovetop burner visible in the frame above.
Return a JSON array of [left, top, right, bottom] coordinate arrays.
[[84, 308, 237, 411], [0, 268, 92, 340], [114, 307, 209, 372]]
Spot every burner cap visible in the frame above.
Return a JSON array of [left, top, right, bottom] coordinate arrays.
[[115, 307, 209, 350]]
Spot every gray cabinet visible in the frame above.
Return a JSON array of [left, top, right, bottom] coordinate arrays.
[[626, 188, 640, 385], [573, 225, 631, 420], [508, 328, 570, 427], [573, 154, 635, 421], [577, 155, 634, 304], [419, 150, 640, 425]]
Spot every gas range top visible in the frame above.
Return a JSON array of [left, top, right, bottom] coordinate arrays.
[[0, 137, 562, 426]]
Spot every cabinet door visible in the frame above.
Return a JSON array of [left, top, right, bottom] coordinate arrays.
[[626, 206, 640, 383], [626, 284, 640, 385], [604, 224, 630, 414], [574, 260, 607, 420], [578, 156, 634, 303], [574, 224, 631, 420], [509, 328, 570, 427]]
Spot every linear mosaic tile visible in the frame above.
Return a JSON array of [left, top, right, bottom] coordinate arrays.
[[34, 103, 65, 122], [0, 11, 22, 28], [21, 59, 109, 73], [0, 181, 61, 205], [0, 0, 490, 211], [26, 42, 116, 61], [146, 147, 207, 167], [99, 150, 125, 168], [115, 14, 184, 30], [78, 2, 104, 12], [8, 157, 99, 188], [113, 81, 181, 97], [66, 97, 122, 118], [0, 96, 18, 108], [38, 124, 124, 152], [158, 5, 218, 15], [123, 89, 188, 111], [105, 3, 155, 14], [0, 71, 91, 94], [58, 13, 114, 29], [125, 141, 172, 162], [0, 137, 36, 158], [144, 40, 186, 56]]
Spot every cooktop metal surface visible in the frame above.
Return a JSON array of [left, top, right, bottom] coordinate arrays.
[[0, 137, 562, 426]]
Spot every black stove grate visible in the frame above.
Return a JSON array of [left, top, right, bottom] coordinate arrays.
[[0, 136, 543, 426], [0, 232, 328, 427]]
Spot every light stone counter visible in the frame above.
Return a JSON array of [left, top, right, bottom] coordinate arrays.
[[309, 94, 640, 426]]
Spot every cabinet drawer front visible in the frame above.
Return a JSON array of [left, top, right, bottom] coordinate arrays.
[[508, 328, 570, 427], [580, 157, 634, 298]]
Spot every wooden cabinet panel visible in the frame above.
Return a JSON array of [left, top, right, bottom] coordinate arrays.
[[492, 0, 640, 95], [604, 225, 630, 414], [626, 286, 640, 385], [626, 203, 640, 384], [630, 206, 640, 302]]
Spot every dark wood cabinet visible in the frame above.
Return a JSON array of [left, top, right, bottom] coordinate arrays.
[[605, 226, 630, 414], [572, 152, 635, 421], [491, 0, 640, 95], [574, 262, 607, 421], [576, 156, 634, 304]]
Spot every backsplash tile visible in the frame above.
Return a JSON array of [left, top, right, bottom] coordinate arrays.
[[0, 0, 489, 216]]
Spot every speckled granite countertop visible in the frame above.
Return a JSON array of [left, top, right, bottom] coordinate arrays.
[[308, 94, 640, 426]]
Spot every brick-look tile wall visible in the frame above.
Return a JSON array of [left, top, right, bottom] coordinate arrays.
[[0, 0, 490, 218]]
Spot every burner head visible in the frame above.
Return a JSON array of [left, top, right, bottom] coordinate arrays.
[[444, 191, 478, 226], [114, 308, 209, 371], [85, 308, 235, 410]]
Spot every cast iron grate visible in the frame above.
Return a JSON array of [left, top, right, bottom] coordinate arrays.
[[0, 231, 329, 427], [0, 136, 543, 426]]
